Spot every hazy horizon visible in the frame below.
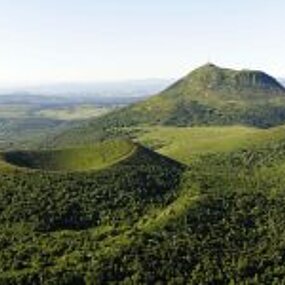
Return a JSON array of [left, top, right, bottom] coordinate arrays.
[[0, 78, 176, 97], [1, 0, 285, 87]]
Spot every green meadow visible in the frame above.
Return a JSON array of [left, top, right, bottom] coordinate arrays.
[[36, 105, 111, 121], [134, 125, 285, 164]]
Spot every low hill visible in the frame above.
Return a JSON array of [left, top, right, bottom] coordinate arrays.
[[46, 64, 285, 148], [0, 139, 184, 283], [0, 140, 184, 229], [2, 139, 135, 171]]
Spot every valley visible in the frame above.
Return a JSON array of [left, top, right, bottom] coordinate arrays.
[[0, 94, 144, 151]]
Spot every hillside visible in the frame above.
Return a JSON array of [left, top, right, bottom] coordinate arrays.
[[46, 64, 285, 148], [94, 137, 285, 284], [134, 124, 285, 165], [0, 139, 185, 283], [3, 128, 285, 283], [2, 139, 135, 171]]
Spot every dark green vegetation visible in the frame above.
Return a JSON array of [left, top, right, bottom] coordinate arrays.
[[0, 140, 184, 284], [3, 128, 285, 283], [47, 64, 285, 148]]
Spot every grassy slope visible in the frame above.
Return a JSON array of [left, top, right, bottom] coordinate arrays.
[[85, 131, 285, 284], [135, 125, 285, 164], [3, 125, 285, 283], [132, 64, 285, 126], [1, 139, 136, 172]]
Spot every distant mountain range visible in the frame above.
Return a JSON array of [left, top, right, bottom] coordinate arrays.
[[0, 93, 148, 108], [0, 79, 174, 97]]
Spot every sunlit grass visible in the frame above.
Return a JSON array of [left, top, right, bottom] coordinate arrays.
[[135, 125, 285, 164]]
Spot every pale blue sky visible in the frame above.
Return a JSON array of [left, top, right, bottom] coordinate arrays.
[[0, 0, 285, 86]]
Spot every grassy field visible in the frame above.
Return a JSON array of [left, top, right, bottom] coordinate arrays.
[[135, 125, 285, 165], [0, 104, 34, 118], [2, 139, 136, 171], [36, 105, 112, 121]]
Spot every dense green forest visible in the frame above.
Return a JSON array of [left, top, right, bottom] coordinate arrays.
[[2, 134, 285, 283], [0, 142, 184, 284]]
